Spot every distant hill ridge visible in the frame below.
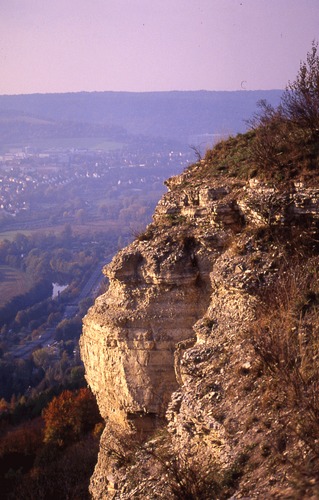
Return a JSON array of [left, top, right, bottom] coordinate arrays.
[[0, 90, 282, 143]]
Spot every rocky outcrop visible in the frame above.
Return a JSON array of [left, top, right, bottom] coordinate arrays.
[[80, 167, 319, 498], [81, 238, 212, 429]]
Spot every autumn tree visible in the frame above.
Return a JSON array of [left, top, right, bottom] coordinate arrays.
[[42, 388, 101, 447]]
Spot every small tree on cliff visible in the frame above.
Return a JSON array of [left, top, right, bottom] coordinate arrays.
[[249, 41, 319, 176], [281, 41, 319, 140]]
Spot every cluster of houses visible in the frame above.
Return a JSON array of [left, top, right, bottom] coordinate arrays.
[[0, 147, 191, 218]]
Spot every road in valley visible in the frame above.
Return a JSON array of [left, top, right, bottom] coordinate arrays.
[[11, 254, 114, 359]]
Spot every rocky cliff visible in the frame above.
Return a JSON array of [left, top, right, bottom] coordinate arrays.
[[81, 141, 319, 498]]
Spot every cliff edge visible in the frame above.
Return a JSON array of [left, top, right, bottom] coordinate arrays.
[[81, 137, 319, 497], [81, 55, 319, 495]]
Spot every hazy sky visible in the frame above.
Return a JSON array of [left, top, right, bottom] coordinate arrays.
[[1, 0, 319, 95]]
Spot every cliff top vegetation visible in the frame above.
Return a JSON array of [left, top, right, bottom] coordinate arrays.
[[85, 43, 319, 500], [185, 42, 319, 185]]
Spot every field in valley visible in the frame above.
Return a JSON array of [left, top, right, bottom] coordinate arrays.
[[0, 265, 35, 308]]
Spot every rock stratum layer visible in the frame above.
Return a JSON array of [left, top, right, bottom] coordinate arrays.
[[81, 163, 319, 498]]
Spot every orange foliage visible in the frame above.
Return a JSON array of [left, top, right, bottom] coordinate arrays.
[[0, 417, 43, 457], [42, 388, 101, 447]]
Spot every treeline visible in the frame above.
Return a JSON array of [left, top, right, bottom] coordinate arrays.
[[0, 330, 84, 403], [0, 387, 103, 499], [0, 227, 107, 412], [0, 228, 109, 329], [0, 227, 104, 278]]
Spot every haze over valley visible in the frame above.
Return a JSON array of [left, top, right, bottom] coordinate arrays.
[[1, 0, 318, 497]]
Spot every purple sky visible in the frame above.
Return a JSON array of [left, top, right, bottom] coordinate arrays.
[[1, 0, 319, 95]]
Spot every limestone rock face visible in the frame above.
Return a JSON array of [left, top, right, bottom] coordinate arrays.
[[80, 170, 319, 499], [81, 238, 212, 429]]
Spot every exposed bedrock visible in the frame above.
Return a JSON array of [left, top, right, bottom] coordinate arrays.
[[80, 235, 213, 431], [80, 172, 319, 498]]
